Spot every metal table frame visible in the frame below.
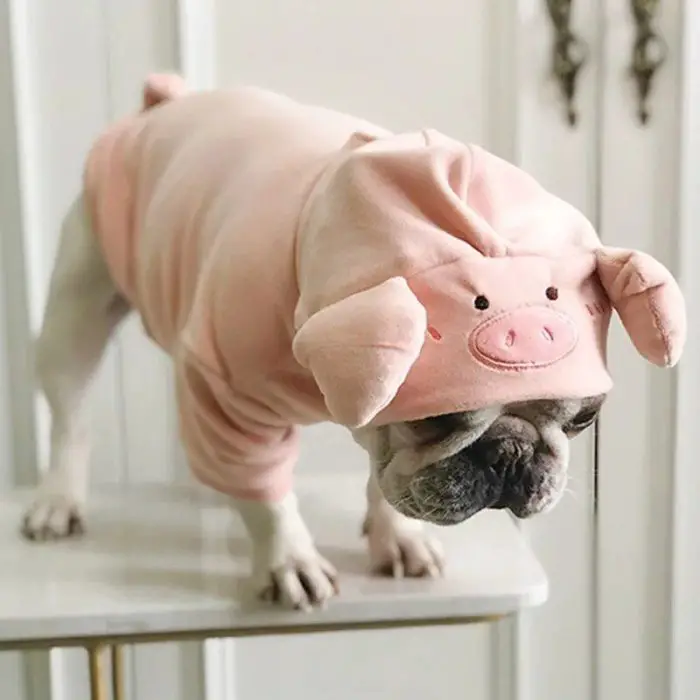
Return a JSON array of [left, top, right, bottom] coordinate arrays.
[[0, 613, 503, 700]]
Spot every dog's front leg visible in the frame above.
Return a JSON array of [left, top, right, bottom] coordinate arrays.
[[176, 355, 338, 609], [362, 469, 445, 579], [234, 493, 338, 610]]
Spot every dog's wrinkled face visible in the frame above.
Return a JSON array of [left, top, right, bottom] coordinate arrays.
[[353, 395, 605, 525]]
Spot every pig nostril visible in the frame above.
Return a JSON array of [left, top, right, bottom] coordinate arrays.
[[504, 330, 516, 348], [542, 326, 554, 342]]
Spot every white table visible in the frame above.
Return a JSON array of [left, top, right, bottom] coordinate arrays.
[[0, 473, 547, 699]]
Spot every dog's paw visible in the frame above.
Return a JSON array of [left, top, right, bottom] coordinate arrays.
[[21, 494, 85, 542], [363, 512, 445, 579], [255, 552, 339, 611], [236, 493, 339, 611]]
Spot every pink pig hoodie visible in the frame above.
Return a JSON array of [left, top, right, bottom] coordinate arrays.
[[84, 74, 686, 502]]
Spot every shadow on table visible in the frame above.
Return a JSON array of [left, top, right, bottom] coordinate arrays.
[[107, 543, 370, 605], [43, 506, 372, 605]]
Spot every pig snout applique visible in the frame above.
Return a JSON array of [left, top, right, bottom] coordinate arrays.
[[469, 305, 578, 370], [293, 131, 686, 428]]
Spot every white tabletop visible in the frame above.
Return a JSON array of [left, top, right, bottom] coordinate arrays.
[[0, 473, 547, 647]]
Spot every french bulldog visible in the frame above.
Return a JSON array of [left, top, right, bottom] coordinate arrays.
[[20, 75, 685, 611]]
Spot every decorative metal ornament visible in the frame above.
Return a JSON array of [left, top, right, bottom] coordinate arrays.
[[545, 0, 589, 126], [630, 0, 668, 125]]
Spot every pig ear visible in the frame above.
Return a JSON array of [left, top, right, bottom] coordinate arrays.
[[595, 247, 686, 366], [292, 278, 427, 427]]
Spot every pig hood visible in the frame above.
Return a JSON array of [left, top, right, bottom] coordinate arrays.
[[292, 129, 687, 428]]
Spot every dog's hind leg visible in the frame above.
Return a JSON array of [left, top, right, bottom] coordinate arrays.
[[21, 195, 130, 540]]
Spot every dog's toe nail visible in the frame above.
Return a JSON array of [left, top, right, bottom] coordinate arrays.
[[68, 514, 85, 536], [20, 498, 85, 543], [292, 593, 311, 612]]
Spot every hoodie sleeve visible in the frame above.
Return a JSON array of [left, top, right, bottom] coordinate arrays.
[[174, 349, 299, 502]]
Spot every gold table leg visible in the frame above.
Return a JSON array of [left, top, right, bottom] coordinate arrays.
[[88, 645, 108, 700], [111, 644, 125, 700]]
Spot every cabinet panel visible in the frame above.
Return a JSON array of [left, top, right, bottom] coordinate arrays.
[[669, 2, 700, 698], [216, 2, 508, 698], [215, 2, 602, 699], [505, 4, 603, 700], [597, 1, 682, 699], [217, 0, 496, 146]]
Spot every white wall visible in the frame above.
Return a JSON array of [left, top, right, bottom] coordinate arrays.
[[0, 0, 696, 699]]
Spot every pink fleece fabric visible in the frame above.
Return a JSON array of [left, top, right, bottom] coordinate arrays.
[[83, 75, 687, 501]]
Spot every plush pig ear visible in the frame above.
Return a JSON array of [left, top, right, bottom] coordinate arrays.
[[596, 247, 686, 366], [292, 278, 427, 427]]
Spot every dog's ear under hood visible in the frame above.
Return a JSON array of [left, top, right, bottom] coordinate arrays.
[[292, 129, 687, 427]]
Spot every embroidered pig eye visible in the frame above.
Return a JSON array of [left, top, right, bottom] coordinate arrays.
[[546, 286, 559, 301], [474, 295, 490, 311]]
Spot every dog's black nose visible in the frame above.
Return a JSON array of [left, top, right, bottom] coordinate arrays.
[[476, 437, 539, 514], [496, 457, 547, 517]]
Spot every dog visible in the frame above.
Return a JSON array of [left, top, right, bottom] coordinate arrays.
[[20, 75, 685, 611]]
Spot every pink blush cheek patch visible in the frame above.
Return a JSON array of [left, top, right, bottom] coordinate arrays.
[[468, 306, 579, 370]]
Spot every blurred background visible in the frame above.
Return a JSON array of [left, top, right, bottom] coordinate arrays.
[[0, 0, 697, 698]]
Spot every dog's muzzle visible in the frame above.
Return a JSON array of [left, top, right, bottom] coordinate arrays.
[[405, 427, 560, 525]]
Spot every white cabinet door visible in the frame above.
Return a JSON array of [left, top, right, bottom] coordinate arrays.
[[596, 1, 689, 699], [0, 2, 208, 699], [508, 3, 604, 700], [215, 2, 603, 700], [9, 0, 675, 699], [668, 2, 700, 699], [216, 5, 501, 695]]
